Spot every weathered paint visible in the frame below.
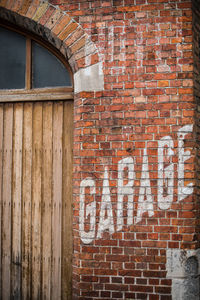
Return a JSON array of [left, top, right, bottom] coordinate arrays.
[[79, 125, 194, 244]]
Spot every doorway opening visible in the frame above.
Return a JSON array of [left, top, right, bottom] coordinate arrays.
[[0, 21, 73, 299]]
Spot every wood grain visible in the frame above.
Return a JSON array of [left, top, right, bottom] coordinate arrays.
[[0, 105, 3, 298], [2, 103, 13, 299], [22, 102, 32, 300], [11, 103, 23, 299], [32, 102, 42, 299], [42, 102, 53, 299], [52, 102, 63, 300], [62, 101, 73, 299]]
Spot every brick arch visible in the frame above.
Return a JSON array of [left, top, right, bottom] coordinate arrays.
[[0, 0, 104, 93]]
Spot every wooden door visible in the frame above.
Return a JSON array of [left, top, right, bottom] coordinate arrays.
[[0, 100, 73, 299]]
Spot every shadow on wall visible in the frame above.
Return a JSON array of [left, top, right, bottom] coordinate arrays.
[[183, 256, 199, 299]]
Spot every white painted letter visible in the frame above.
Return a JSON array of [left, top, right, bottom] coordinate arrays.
[[136, 148, 154, 223], [79, 178, 96, 244], [177, 125, 193, 201], [97, 168, 114, 239], [117, 157, 135, 231], [158, 136, 174, 210]]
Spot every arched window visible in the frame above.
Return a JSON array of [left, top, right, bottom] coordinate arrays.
[[0, 21, 73, 300], [0, 21, 73, 101]]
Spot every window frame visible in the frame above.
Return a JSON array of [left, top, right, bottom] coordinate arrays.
[[0, 19, 74, 103]]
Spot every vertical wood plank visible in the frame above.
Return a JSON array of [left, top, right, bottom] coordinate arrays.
[[22, 103, 32, 300], [52, 102, 63, 300], [62, 101, 73, 300], [0, 104, 3, 299], [32, 102, 43, 299], [11, 103, 23, 299], [2, 103, 13, 300], [42, 102, 53, 299]]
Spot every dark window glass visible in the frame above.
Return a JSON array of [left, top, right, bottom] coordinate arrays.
[[32, 41, 71, 88], [0, 26, 26, 89]]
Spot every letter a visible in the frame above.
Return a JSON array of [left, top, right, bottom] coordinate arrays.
[[136, 148, 154, 223], [117, 157, 135, 231], [97, 168, 114, 239]]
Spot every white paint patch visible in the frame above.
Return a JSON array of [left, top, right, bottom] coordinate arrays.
[[158, 136, 174, 210], [74, 62, 104, 93], [177, 124, 193, 201], [79, 178, 96, 244], [97, 168, 114, 239], [136, 148, 154, 223], [117, 157, 135, 231]]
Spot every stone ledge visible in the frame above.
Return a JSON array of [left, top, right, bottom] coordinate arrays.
[[167, 249, 200, 300]]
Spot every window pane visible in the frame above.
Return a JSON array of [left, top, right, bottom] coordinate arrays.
[[0, 26, 26, 89], [32, 41, 72, 88]]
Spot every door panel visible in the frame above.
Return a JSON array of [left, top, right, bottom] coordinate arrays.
[[0, 100, 73, 300]]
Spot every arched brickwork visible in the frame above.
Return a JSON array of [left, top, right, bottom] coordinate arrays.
[[0, 0, 104, 92]]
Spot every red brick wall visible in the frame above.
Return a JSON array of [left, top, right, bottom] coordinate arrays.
[[0, 0, 199, 299], [65, 1, 196, 299]]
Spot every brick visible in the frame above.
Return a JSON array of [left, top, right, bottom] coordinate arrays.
[[39, 6, 55, 26], [45, 9, 63, 30], [52, 15, 71, 35], [11, 0, 23, 11], [59, 21, 79, 40], [4, 0, 17, 10], [64, 27, 85, 47], [131, 285, 153, 293], [26, 0, 40, 19], [70, 36, 87, 53], [106, 255, 129, 262], [158, 80, 169, 87], [32, 1, 49, 22], [105, 284, 128, 291]]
